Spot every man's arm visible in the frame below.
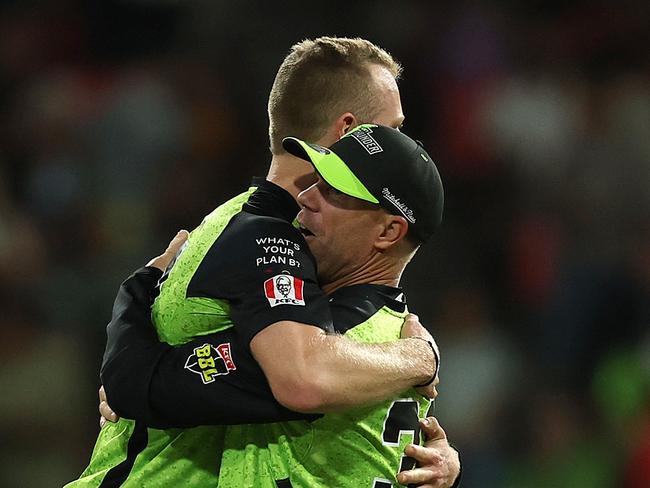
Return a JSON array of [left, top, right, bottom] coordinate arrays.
[[101, 269, 437, 426], [250, 320, 437, 413]]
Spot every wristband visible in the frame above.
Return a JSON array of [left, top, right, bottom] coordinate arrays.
[[412, 337, 440, 387]]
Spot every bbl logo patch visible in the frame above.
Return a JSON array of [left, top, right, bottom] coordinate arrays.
[[185, 342, 236, 385], [264, 274, 305, 307]]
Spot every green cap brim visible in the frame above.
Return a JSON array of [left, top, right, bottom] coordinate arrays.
[[282, 137, 379, 204]]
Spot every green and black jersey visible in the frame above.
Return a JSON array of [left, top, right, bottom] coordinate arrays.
[[67, 178, 332, 487]]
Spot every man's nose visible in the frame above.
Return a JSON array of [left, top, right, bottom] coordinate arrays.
[[297, 182, 319, 211]]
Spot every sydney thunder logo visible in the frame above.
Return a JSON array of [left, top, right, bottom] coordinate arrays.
[[347, 125, 383, 154]]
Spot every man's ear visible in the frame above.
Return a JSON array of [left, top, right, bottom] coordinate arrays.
[[318, 113, 358, 147], [335, 112, 358, 139], [375, 215, 409, 251]]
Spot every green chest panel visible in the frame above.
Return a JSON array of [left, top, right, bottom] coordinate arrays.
[[152, 188, 254, 345]]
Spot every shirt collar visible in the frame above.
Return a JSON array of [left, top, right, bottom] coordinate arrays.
[[243, 177, 300, 223]]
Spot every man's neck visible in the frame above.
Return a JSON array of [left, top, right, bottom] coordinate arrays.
[[321, 256, 405, 295], [266, 154, 315, 199]]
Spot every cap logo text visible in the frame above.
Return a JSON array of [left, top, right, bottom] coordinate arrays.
[[382, 187, 416, 223], [307, 143, 331, 154], [349, 126, 383, 155]]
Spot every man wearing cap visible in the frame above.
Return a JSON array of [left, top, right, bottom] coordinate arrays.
[[69, 37, 460, 488], [214, 124, 446, 487]]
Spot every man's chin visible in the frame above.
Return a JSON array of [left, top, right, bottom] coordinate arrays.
[[303, 234, 316, 250], [305, 239, 326, 267]]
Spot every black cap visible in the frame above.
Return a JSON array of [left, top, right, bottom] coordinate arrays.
[[282, 124, 444, 243]]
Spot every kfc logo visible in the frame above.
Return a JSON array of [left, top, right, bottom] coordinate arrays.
[[264, 274, 305, 307]]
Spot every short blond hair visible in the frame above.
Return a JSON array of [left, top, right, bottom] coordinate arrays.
[[268, 37, 402, 154]]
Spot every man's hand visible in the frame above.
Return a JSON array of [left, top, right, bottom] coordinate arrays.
[[99, 385, 119, 428], [146, 229, 189, 272], [400, 314, 440, 398], [99, 230, 189, 428], [397, 417, 461, 488]]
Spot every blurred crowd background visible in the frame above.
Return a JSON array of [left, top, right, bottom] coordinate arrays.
[[0, 1, 648, 486]]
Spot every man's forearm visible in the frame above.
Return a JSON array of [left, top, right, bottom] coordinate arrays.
[[252, 322, 435, 413], [100, 267, 172, 422], [313, 333, 435, 410]]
